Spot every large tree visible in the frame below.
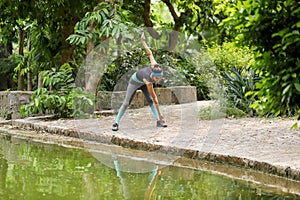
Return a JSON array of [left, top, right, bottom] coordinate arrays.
[[0, 0, 30, 90], [122, 0, 224, 49], [68, 2, 132, 93], [0, 0, 99, 91], [218, 0, 300, 117]]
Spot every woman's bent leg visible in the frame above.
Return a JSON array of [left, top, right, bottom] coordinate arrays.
[[140, 85, 159, 121], [115, 82, 140, 124]]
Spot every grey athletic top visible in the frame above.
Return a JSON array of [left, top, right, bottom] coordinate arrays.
[[131, 66, 155, 84]]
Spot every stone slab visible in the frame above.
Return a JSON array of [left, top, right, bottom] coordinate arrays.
[[170, 86, 197, 104], [0, 91, 33, 119]]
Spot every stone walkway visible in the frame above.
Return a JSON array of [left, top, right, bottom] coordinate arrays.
[[2, 101, 300, 181]]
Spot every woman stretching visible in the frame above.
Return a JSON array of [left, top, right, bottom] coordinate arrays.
[[112, 33, 167, 131]]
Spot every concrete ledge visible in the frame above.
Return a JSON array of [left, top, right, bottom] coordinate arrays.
[[170, 86, 197, 104], [9, 115, 300, 182], [110, 136, 300, 181], [153, 88, 172, 105], [97, 90, 145, 111]]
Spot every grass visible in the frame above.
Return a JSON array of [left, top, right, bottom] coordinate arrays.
[[199, 105, 248, 120]]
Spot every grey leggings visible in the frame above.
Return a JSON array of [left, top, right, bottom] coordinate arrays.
[[115, 79, 159, 124]]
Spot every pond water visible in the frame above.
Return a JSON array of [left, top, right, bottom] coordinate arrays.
[[0, 133, 299, 200]]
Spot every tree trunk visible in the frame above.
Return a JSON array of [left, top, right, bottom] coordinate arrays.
[[85, 37, 110, 93], [17, 30, 25, 91], [85, 38, 95, 93], [168, 21, 182, 55], [143, 0, 160, 39], [17, 70, 25, 91], [117, 34, 122, 57], [27, 70, 32, 91], [27, 36, 32, 91], [162, 0, 192, 55], [59, 7, 78, 65], [38, 74, 43, 89]]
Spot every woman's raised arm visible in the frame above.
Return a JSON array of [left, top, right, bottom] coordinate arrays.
[[141, 33, 157, 67]]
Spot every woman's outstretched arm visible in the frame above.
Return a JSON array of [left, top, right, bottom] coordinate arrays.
[[141, 33, 157, 67], [143, 80, 164, 121]]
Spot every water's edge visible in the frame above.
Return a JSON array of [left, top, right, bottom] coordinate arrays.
[[8, 118, 300, 182], [0, 124, 300, 197]]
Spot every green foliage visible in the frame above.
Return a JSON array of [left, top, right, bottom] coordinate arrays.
[[175, 51, 213, 100], [67, 2, 132, 46], [72, 88, 95, 118], [28, 23, 57, 70], [21, 64, 94, 118], [192, 0, 227, 45], [11, 53, 31, 78], [207, 42, 254, 75], [219, 0, 300, 117], [0, 0, 99, 91], [199, 105, 247, 120], [21, 88, 70, 118], [0, 57, 14, 74], [0, 56, 17, 89], [290, 122, 298, 130], [20, 64, 74, 118], [40, 63, 75, 92], [121, 0, 145, 26], [0, 108, 12, 120], [207, 42, 258, 115], [162, 0, 226, 45], [224, 67, 261, 116]]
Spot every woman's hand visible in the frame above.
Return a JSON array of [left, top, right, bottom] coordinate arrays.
[[159, 114, 164, 121], [141, 32, 146, 42]]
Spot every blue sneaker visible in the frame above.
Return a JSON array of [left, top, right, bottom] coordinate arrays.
[[112, 123, 119, 131], [157, 120, 167, 127]]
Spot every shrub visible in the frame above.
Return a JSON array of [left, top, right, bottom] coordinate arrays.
[[219, 0, 300, 118], [223, 67, 261, 116], [72, 88, 95, 118], [175, 50, 214, 100], [21, 88, 71, 118], [207, 42, 258, 115], [99, 48, 146, 92], [21, 64, 94, 118], [207, 42, 254, 76]]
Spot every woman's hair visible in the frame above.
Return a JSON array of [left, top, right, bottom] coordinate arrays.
[[152, 64, 163, 76], [153, 64, 161, 68]]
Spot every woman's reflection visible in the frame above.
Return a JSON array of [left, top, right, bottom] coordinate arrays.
[[113, 158, 161, 200]]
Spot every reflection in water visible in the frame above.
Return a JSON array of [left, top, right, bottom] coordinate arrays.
[[0, 134, 299, 200], [0, 152, 8, 197], [144, 166, 161, 200], [114, 159, 161, 200]]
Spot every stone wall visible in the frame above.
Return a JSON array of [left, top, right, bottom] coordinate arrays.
[[0, 91, 33, 119], [153, 86, 197, 105], [0, 86, 197, 119], [97, 86, 197, 112]]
